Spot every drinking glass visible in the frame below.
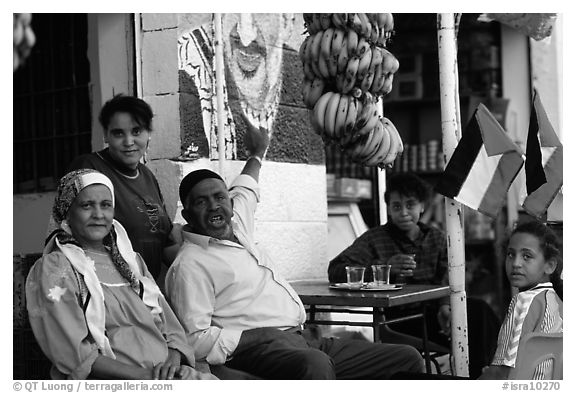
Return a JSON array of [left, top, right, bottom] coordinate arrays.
[[345, 266, 366, 288], [371, 264, 392, 286]]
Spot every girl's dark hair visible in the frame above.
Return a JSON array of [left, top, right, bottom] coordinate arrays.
[[384, 173, 431, 205], [508, 220, 563, 297], [99, 94, 154, 131]]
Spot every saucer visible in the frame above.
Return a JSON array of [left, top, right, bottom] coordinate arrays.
[[329, 283, 403, 291]]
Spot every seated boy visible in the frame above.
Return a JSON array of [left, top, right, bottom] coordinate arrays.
[[328, 173, 498, 377]]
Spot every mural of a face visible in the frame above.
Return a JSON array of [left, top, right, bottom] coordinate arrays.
[[223, 13, 294, 128]]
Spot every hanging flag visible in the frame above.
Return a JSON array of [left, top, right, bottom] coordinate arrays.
[[522, 90, 563, 220], [477, 13, 557, 41], [435, 103, 524, 219]]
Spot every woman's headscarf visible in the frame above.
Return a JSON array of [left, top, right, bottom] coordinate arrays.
[[45, 169, 163, 359], [52, 169, 116, 225]]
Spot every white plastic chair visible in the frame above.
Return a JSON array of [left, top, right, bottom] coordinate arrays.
[[509, 332, 562, 380]]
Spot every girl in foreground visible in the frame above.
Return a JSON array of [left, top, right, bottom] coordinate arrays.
[[479, 221, 562, 380]]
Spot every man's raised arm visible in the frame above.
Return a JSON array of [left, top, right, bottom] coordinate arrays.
[[240, 114, 270, 182]]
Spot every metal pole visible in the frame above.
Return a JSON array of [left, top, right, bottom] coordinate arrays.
[[213, 13, 226, 177], [436, 13, 469, 377], [378, 100, 387, 225], [134, 14, 143, 99]]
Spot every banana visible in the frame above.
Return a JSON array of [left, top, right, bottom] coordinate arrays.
[[299, 36, 310, 63], [306, 77, 325, 109], [383, 13, 394, 32], [323, 91, 342, 140], [353, 93, 379, 138], [317, 54, 330, 79], [387, 117, 404, 155], [368, 46, 384, 74], [312, 91, 334, 135], [357, 13, 372, 39], [370, 23, 380, 44], [370, 62, 385, 94], [331, 28, 346, 60], [390, 55, 400, 74], [334, 94, 350, 141], [304, 32, 316, 63], [336, 71, 355, 95], [320, 28, 335, 59], [377, 27, 387, 47], [310, 61, 323, 79], [360, 70, 375, 93], [380, 117, 401, 166], [310, 31, 324, 64], [302, 62, 315, 80], [357, 46, 373, 80], [355, 105, 379, 139], [341, 75, 356, 95], [381, 48, 396, 74], [331, 13, 347, 29], [350, 14, 363, 35], [303, 40, 313, 64], [345, 57, 360, 81], [380, 73, 394, 96], [320, 13, 332, 30], [361, 119, 386, 165], [375, 13, 387, 30], [346, 29, 359, 58], [341, 96, 359, 146], [336, 41, 349, 74], [345, 130, 372, 162], [356, 37, 370, 59], [327, 54, 338, 78], [355, 126, 379, 161], [363, 119, 392, 166]]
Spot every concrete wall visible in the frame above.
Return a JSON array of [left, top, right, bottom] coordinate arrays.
[[139, 13, 329, 280], [529, 15, 562, 136]]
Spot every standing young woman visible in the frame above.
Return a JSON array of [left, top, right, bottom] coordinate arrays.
[[67, 94, 179, 279]]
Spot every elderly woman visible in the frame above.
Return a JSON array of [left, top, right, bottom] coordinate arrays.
[[26, 169, 217, 380]]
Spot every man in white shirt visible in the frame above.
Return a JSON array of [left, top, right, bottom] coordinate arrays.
[[165, 122, 424, 379]]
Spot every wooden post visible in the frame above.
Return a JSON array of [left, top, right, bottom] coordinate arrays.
[[213, 13, 227, 178], [436, 13, 469, 377]]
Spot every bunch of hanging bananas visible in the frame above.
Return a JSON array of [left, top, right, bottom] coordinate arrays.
[[300, 13, 403, 168], [310, 91, 403, 167]]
